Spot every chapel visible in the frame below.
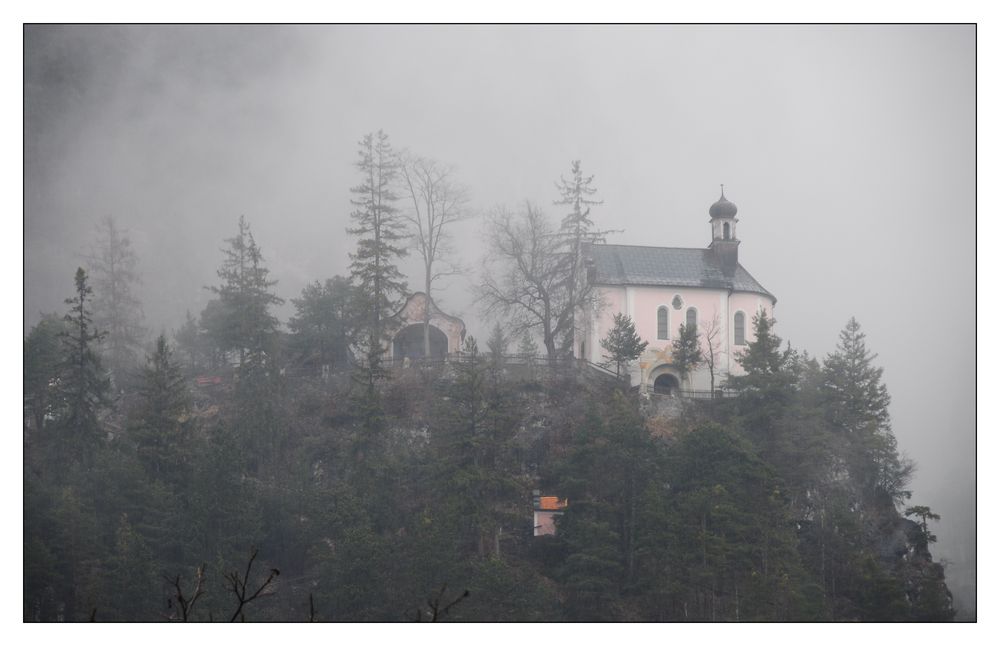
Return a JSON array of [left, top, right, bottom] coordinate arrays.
[[576, 188, 776, 395]]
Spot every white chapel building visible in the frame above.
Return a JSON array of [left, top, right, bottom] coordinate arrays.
[[576, 189, 776, 395]]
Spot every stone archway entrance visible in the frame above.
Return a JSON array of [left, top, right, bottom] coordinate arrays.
[[653, 373, 680, 395], [392, 323, 449, 361]]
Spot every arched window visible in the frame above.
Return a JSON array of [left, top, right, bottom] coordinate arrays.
[[657, 306, 669, 340], [686, 307, 697, 329], [723, 222, 731, 240], [734, 311, 746, 346]]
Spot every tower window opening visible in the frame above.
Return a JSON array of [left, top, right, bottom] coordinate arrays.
[[723, 222, 731, 240]]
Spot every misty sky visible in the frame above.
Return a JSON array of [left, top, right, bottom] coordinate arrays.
[[23, 25, 975, 604]]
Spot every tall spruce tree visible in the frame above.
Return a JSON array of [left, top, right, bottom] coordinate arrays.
[[554, 160, 607, 353], [57, 268, 110, 455], [347, 130, 408, 384], [87, 216, 145, 386], [823, 317, 912, 507], [205, 216, 283, 370]]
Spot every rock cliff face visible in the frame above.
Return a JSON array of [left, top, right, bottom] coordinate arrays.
[[875, 514, 954, 620]]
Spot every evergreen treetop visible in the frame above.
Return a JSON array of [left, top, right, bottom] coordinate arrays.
[[88, 216, 145, 384], [671, 322, 703, 386], [58, 267, 110, 451], [600, 312, 647, 378], [206, 216, 283, 370], [131, 334, 192, 482], [348, 130, 408, 333]]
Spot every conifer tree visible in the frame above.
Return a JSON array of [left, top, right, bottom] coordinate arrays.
[[130, 334, 192, 483], [432, 336, 523, 559], [823, 317, 891, 433], [57, 268, 110, 454], [554, 393, 656, 618], [103, 513, 156, 621], [727, 311, 796, 401], [600, 313, 647, 378], [173, 310, 204, 376], [486, 322, 509, 368], [24, 314, 67, 433], [671, 322, 703, 388], [87, 216, 145, 386], [554, 160, 611, 352], [558, 507, 624, 620], [735, 311, 787, 377], [726, 311, 797, 460], [288, 276, 356, 371], [205, 216, 283, 370], [517, 332, 539, 359], [347, 130, 408, 384], [822, 317, 912, 506], [905, 505, 941, 545]]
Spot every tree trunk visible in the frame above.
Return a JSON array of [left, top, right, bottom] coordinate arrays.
[[626, 476, 636, 586], [423, 265, 432, 358], [544, 332, 557, 366]]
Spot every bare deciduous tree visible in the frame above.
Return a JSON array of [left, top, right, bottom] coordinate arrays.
[[479, 203, 587, 364], [701, 312, 723, 395], [400, 155, 470, 357]]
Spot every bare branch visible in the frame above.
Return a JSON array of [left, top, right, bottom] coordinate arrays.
[[164, 563, 206, 622], [478, 202, 595, 361], [225, 547, 280, 622], [413, 584, 470, 622]]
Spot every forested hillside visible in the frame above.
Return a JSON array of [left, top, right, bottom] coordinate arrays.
[[24, 139, 953, 622], [23, 291, 953, 621]]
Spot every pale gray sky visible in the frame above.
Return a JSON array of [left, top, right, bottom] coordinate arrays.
[[23, 24, 975, 611]]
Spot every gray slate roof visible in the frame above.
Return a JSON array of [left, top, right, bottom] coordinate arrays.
[[588, 244, 775, 300]]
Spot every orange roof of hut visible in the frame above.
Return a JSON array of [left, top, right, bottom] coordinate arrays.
[[539, 496, 568, 511]]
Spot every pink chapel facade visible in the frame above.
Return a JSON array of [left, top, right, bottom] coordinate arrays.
[[575, 189, 776, 395]]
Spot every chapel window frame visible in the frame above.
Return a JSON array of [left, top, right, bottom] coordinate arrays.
[[734, 310, 746, 346], [657, 306, 670, 340]]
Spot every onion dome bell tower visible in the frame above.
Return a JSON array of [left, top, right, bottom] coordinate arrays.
[[709, 185, 740, 272]]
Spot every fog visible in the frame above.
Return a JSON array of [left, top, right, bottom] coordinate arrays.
[[23, 25, 975, 613]]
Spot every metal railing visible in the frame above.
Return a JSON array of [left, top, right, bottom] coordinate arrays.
[[651, 388, 738, 400]]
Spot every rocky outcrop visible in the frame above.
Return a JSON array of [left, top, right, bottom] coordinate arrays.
[[875, 514, 954, 620]]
